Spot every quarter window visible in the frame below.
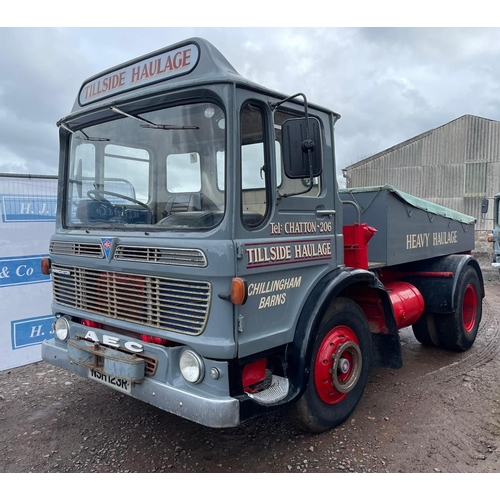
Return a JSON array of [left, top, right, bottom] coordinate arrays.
[[241, 104, 267, 228]]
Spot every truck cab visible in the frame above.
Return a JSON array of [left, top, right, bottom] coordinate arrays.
[[42, 38, 484, 433]]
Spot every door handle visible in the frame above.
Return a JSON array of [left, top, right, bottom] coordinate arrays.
[[316, 209, 336, 217]]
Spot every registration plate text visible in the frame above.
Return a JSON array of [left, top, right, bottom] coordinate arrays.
[[89, 368, 132, 394]]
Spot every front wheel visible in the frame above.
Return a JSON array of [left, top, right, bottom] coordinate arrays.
[[292, 297, 372, 433]]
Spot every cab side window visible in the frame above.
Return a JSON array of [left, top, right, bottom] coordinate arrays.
[[241, 103, 268, 228]]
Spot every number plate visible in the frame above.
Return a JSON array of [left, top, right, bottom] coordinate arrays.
[[89, 368, 132, 394]]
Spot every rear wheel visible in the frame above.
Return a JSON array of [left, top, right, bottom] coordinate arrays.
[[292, 298, 372, 433], [434, 266, 482, 351], [412, 312, 439, 346]]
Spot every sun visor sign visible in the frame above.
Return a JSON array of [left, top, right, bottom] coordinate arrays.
[[79, 43, 200, 106]]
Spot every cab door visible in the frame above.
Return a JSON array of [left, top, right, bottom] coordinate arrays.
[[233, 93, 338, 359]]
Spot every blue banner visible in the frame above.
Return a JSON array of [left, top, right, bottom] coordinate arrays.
[[1, 195, 57, 222], [0, 255, 51, 288], [11, 315, 54, 349]]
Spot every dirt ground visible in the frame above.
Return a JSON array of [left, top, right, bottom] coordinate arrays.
[[1, 261, 500, 474]]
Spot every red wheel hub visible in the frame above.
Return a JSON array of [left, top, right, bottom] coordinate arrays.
[[462, 284, 478, 333], [314, 325, 362, 404]]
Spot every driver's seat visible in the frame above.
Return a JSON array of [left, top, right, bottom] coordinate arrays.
[[162, 193, 202, 217]]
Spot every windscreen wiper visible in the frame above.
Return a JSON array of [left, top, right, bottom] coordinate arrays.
[[110, 106, 199, 130], [58, 122, 110, 142]]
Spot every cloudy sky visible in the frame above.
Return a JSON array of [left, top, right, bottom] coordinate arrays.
[[2, 11, 500, 182]]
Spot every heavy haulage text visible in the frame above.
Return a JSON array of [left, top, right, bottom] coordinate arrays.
[[406, 231, 458, 250]]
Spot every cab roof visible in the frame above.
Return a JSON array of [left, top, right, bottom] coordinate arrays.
[[64, 37, 339, 123]]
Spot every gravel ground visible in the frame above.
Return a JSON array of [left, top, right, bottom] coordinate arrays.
[[1, 258, 500, 476]]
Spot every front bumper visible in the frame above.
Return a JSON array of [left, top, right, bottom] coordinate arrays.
[[42, 337, 240, 428]]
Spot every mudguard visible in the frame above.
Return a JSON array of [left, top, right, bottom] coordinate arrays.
[[285, 267, 398, 404], [397, 255, 485, 314]]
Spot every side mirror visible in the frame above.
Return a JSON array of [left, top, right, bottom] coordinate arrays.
[[481, 198, 489, 214], [281, 117, 323, 179]]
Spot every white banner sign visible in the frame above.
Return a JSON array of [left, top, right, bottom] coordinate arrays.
[[0, 175, 57, 371]]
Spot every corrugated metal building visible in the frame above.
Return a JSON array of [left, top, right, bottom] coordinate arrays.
[[342, 115, 500, 243]]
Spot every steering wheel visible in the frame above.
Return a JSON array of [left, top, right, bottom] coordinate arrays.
[[87, 189, 154, 224]]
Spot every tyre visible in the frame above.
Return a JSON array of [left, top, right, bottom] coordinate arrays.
[[434, 266, 482, 351], [292, 297, 372, 433], [412, 312, 439, 347]]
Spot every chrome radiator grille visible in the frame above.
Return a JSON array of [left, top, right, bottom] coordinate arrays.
[[114, 245, 207, 267], [50, 241, 103, 258], [52, 265, 211, 335]]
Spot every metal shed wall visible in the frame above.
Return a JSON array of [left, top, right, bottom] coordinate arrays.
[[343, 115, 500, 232]]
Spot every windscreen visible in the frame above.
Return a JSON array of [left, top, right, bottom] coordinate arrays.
[[65, 102, 226, 230]]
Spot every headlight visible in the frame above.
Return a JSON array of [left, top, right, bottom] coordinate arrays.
[[54, 317, 70, 341], [179, 350, 204, 384]]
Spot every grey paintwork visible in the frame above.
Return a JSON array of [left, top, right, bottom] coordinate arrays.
[[47, 232, 237, 359], [42, 37, 344, 427], [61, 38, 339, 130], [41, 37, 480, 428], [42, 335, 239, 428], [340, 186, 475, 267]]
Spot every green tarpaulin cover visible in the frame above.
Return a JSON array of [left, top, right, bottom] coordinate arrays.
[[339, 184, 476, 225]]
